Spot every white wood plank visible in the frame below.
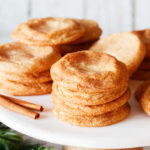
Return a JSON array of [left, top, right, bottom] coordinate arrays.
[[0, 0, 28, 40], [85, 0, 133, 36], [134, 0, 150, 30], [31, 0, 84, 19]]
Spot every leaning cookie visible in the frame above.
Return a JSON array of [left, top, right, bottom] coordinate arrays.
[[0, 42, 61, 73], [12, 17, 85, 46], [53, 103, 130, 127], [90, 32, 146, 76], [52, 89, 130, 116], [135, 81, 150, 115], [0, 78, 52, 96]]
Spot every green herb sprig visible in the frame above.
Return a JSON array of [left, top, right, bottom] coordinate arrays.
[[0, 124, 54, 150]]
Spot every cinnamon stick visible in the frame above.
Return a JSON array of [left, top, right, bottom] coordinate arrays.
[[1, 95, 43, 111], [0, 96, 39, 119]]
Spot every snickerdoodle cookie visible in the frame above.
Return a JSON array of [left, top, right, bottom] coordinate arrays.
[[12, 17, 85, 46], [51, 51, 128, 93], [53, 103, 130, 127], [0, 42, 61, 73], [90, 32, 146, 76]]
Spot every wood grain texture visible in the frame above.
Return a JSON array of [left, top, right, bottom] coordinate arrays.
[[1, 0, 150, 38], [85, 0, 133, 36], [31, 0, 84, 18], [0, 0, 28, 38], [0, 0, 135, 41], [134, 0, 150, 30]]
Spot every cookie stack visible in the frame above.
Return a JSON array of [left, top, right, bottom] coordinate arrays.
[[132, 29, 150, 80], [0, 17, 101, 96], [51, 51, 131, 127], [2, 18, 83, 95], [0, 17, 102, 96], [12, 17, 102, 56], [0, 42, 61, 95]]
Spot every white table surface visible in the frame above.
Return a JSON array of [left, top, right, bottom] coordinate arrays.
[[0, 80, 150, 149]]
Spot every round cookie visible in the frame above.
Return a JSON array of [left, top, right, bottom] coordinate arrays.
[[139, 60, 150, 70], [52, 89, 130, 116], [52, 83, 128, 105], [90, 32, 146, 76], [0, 79, 52, 96], [0, 71, 51, 83], [135, 81, 150, 115], [53, 103, 130, 127], [131, 70, 150, 80], [70, 19, 102, 44], [0, 42, 61, 73], [12, 17, 85, 46], [51, 51, 129, 93]]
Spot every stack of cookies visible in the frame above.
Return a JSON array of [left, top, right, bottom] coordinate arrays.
[[0, 42, 61, 95], [12, 17, 102, 56], [0, 17, 102, 96], [132, 29, 150, 80], [51, 51, 131, 127]]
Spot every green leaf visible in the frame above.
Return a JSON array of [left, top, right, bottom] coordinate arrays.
[[0, 129, 23, 150], [0, 124, 54, 150], [0, 124, 9, 130], [22, 143, 54, 150], [37, 146, 53, 150]]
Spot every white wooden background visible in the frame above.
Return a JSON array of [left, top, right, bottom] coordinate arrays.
[[0, 0, 150, 44], [0, 0, 150, 149]]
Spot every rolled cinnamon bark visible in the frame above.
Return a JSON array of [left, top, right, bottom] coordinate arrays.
[[0, 95, 39, 119], [2, 95, 43, 111]]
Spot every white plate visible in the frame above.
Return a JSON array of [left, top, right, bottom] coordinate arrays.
[[0, 80, 149, 149]]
